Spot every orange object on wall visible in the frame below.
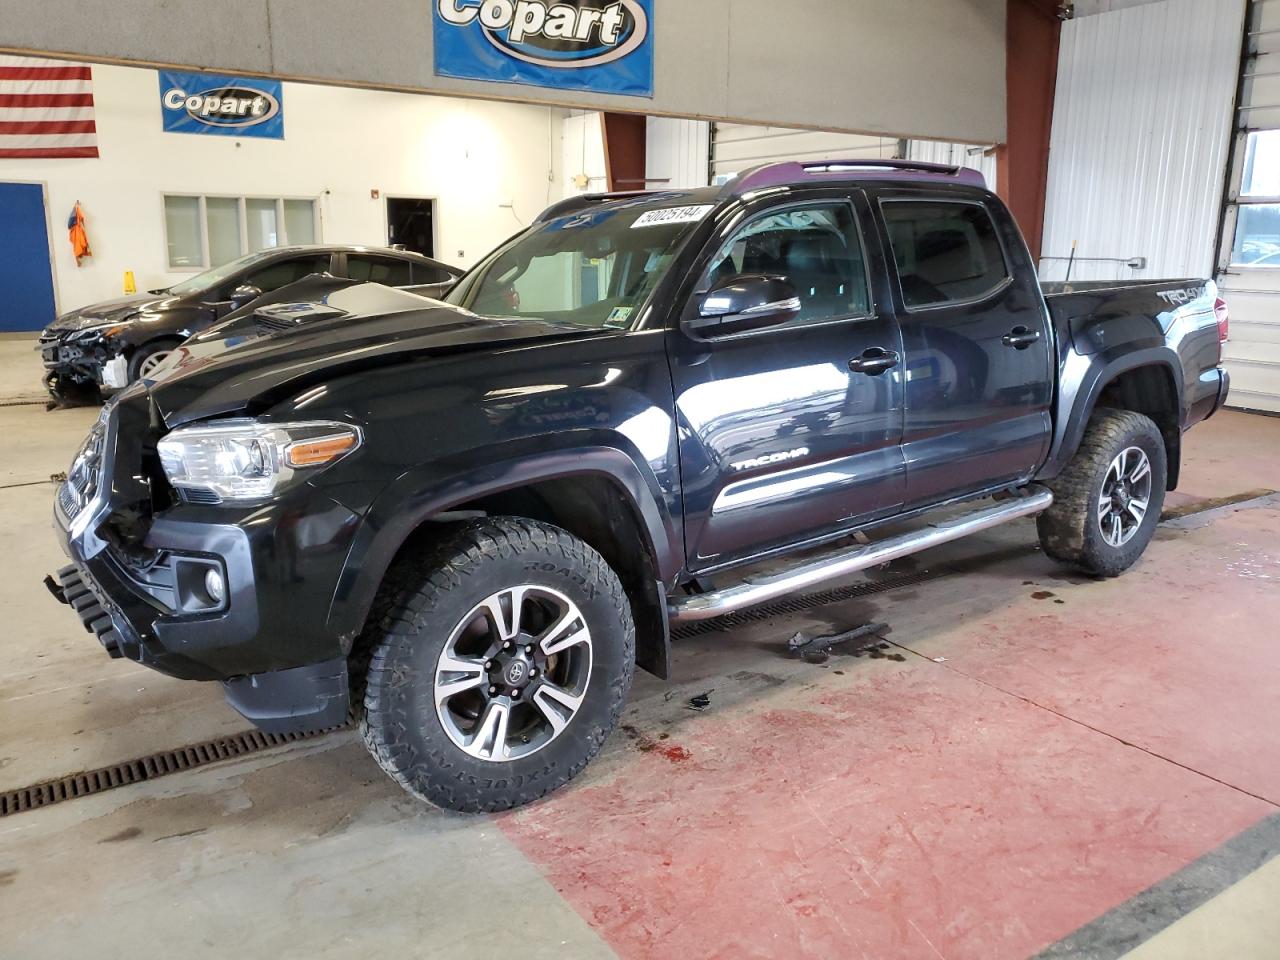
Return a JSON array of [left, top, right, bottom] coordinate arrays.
[[67, 200, 92, 266]]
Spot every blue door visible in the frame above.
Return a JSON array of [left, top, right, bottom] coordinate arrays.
[[0, 183, 58, 332]]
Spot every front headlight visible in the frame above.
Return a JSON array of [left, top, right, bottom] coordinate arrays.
[[157, 419, 362, 503], [70, 317, 136, 340]]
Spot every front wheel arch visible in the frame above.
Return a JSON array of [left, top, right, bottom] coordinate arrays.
[[127, 336, 185, 382], [327, 450, 678, 678]]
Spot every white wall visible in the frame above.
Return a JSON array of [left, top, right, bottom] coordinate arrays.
[[560, 112, 609, 198], [0, 62, 567, 315], [1039, 0, 1245, 282], [647, 118, 710, 190], [0, 0, 1010, 144], [906, 140, 998, 193]]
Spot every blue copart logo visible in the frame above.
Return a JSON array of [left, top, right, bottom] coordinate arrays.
[[437, 0, 649, 69], [162, 85, 281, 129]]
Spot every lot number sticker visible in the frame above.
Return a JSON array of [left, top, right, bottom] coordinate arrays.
[[631, 205, 715, 229]]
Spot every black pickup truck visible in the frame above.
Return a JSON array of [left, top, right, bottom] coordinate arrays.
[[47, 160, 1231, 812]]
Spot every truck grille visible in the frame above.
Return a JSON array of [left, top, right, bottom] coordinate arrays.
[[59, 415, 107, 522]]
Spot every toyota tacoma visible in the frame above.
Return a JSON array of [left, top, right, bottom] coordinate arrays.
[[47, 160, 1231, 811]]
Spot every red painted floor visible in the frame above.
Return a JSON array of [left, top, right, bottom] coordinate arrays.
[[933, 505, 1280, 807], [500, 502, 1280, 959]]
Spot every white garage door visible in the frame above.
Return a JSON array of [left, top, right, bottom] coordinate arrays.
[[1219, 0, 1280, 412], [710, 123, 997, 191], [710, 123, 898, 183]]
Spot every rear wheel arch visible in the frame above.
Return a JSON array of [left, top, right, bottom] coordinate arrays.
[[1093, 362, 1182, 489], [1045, 351, 1184, 490]]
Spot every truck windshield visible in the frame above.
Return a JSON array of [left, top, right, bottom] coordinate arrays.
[[446, 201, 713, 329]]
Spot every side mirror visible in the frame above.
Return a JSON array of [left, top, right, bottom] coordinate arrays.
[[229, 284, 263, 308], [689, 275, 801, 336]]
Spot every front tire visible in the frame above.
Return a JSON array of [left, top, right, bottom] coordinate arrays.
[[1037, 408, 1167, 577], [128, 339, 182, 383], [358, 518, 634, 812]]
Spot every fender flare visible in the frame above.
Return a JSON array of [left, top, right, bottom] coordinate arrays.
[[325, 442, 680, 644], [1038, 346, 1184, 481]]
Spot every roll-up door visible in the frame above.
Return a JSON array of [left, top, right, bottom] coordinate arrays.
[[1219, 0, 1280, 412]]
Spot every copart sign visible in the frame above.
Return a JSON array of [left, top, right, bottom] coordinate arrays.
[[159, 70, 285, 140], [434, 0, 654, 97]]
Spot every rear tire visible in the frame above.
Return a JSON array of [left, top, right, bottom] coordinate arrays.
[[1037, 408, 1167, 577], [357, 518, 634, 812]]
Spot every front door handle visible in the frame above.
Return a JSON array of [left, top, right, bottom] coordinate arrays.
[[1002, 325, 1042, 350], [848, 347, 900, 376]]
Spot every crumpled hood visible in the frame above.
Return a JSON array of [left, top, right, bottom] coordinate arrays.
[[49, 293, 171, 331], [148, 283, 594, 426]]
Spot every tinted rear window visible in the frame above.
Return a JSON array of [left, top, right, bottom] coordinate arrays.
[[412, 263, 455, 285], [882, 201, 1008, 308], [348, 256, 413, 287]]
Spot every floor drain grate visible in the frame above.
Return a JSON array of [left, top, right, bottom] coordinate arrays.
[[0, 724, 347, 818]]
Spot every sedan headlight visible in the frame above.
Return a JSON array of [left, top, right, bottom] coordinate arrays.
[[157, 419, 362, 503]]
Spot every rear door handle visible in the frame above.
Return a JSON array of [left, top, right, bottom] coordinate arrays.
[[1002, 326, 1042, 350], [848, 347, 900, 376]]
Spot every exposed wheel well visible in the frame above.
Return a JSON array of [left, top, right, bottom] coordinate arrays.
[[1095, 364, 1181, 489], [385, 475, 670, 679]]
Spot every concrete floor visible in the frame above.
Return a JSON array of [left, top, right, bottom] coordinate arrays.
[[1, 404, 1278, 959], [0, 337, 45, 405]]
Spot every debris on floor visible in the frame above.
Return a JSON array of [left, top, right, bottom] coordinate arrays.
[[620, 724, 691, 762], [787, 622, 892, 664], [686, 691, 713, 712]]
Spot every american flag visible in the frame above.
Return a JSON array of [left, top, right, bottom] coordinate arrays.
[[0, 55, 99, 159]]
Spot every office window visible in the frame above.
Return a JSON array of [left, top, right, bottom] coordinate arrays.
[[163, 195, 203, 269], [284, 199, 317, 245], [245, 198, 279, 252], [162, 195, 319, 269], [205, 197, 242, 267]]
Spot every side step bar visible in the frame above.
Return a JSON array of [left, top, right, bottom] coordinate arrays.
[[669, 486, 1054, 622]]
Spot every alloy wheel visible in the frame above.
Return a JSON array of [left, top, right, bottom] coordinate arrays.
[[1097, 445, 1153, 547], [137, 350, 174, 379], [433, 585, 593, 763]]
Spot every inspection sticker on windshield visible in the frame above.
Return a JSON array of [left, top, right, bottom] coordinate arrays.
[[631, 205, 715, 229], [604, 307, 634, 328]]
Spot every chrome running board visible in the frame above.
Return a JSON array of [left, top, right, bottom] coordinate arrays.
[[669, 486, 1053, 622]]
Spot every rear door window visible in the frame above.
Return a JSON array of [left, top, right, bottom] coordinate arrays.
[[412, 263, 455, 285], [243, 255, 333, 293], [881, 201, 1009, 309], [348, 255, 414, 287]]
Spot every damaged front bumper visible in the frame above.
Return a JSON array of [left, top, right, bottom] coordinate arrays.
[[47, 396, 356, 733], [38, 330, 130, 402]]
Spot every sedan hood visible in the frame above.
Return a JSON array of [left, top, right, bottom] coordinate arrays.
[[49, 293, 172, 331], [148, 283, 596, 426]]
